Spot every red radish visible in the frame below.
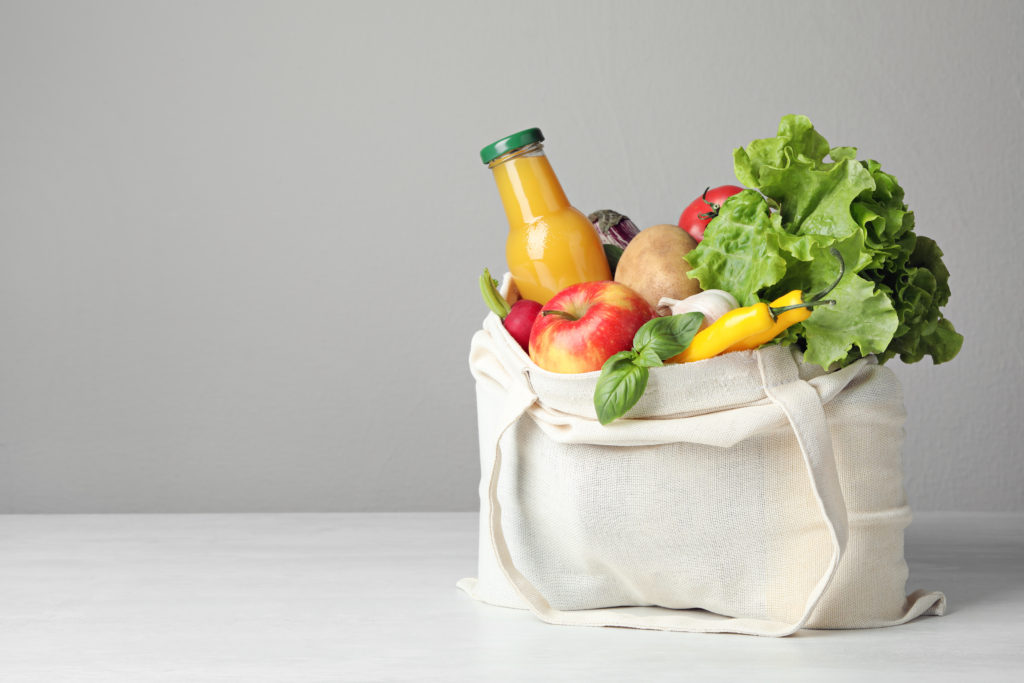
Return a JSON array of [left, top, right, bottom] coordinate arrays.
[[479, 268, 541, 353], [503, 299, 543, 351]]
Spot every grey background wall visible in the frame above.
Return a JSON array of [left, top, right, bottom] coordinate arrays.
[[1, 0, 1021, 513]]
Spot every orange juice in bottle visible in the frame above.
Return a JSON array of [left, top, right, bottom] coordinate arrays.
[[480, 128, 611, 304]]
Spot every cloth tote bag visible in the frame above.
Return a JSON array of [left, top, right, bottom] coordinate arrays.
[[458, 293, 945, 636]]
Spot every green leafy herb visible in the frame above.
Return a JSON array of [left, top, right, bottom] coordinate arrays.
[[634, 345, 663, 369], [633, 312, 705, 361], [593, 351, 648, 426], [593, 313, 703, 425], [686, 114, 962, 368]]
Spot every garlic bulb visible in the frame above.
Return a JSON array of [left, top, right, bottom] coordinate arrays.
[[658, 290, 739, 329]]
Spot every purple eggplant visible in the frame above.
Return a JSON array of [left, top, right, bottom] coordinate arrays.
[[587, 209, 641, 249]]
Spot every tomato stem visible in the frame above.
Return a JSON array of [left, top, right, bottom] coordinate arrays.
[[697, 186, 721, 221]]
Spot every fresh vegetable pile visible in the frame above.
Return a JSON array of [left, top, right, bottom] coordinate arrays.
[[687, 115, 962, 369], [479, 116, 963, 424]]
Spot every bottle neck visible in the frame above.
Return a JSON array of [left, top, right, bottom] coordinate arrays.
[[489, 142, 571, 225]]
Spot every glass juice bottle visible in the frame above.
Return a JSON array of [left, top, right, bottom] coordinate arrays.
[[481, 128, 611, 304]]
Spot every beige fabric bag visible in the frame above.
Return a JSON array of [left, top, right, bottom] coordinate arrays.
[[458, 291, 945, 636]]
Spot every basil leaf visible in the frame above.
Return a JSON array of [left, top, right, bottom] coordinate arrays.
[[594, 351, 649, 425], [661, 312, 704, 352], [632, 312, 705, 361], [634, 345, 663, 368]]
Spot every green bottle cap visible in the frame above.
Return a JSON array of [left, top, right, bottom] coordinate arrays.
[[480, 127, 544, 165]]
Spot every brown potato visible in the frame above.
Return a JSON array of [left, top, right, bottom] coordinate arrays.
[[614, 224, 702, 310]]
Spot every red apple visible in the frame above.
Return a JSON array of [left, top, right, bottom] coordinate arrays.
[[529, 281, 655, 373]]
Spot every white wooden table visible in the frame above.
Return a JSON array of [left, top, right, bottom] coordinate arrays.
[[1, 512, 1021, 681]]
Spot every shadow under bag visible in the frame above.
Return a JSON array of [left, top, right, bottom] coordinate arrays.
[[459, 308, 945, 636]]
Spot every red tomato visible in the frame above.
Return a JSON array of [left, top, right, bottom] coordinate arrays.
[[678, 185, 744, 242]]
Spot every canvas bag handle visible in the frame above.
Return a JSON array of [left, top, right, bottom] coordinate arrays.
[[485, 347, 849, 637]]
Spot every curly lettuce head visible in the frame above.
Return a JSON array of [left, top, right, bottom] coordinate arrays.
[[686, 115, 962, 369]]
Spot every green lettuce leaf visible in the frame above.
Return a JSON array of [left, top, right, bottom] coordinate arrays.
[[875, 235, 962, 364], [800, 270, 899, 369], [685, 190, 789, 307]]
